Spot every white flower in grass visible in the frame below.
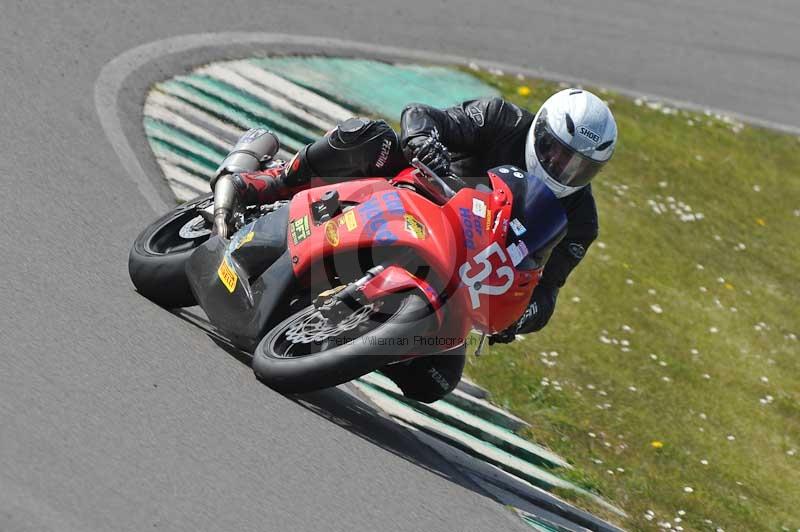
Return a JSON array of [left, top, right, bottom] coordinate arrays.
[[713, 234, 722, 241], [571, 296, 581, 303], [621, 324, 633, 333], [760, 376, 769, 383], [596, 241, 607, 249], [735, 242, 746, 251], [621, 339, 630, 347], [598, 390, 608, 396], [628, 385, 638, 392], [659, 181, 668, 188], [730, 306, 737, 312], [645, 513, 654, 521], [591, 458, 604, 464], [625, 278, 634, 285], [700, 459, 709, 465], [683, 486, 694, 493], [648, 288, 657, 295], [787, 449, 797, 456], [696, 263, 705, 270], [702, 373, 711, 380], [662, 376, 672, 383], [674, 517, 682, 523], [690, 348, 700, 355], [678, 510, 686, 516], [717, 277, 725, 283], [659, 361, 667, 367], [709, 326, 719, 333], [699, 412, 707, 420], [650, 304, 663, 314], [587, 384, 596, 390], [650, 353, 659, 360], [727, 434, 736, 441], [588, 432, 597, 438], [699, 286, 707, 292], [753, 184, 761, 192]]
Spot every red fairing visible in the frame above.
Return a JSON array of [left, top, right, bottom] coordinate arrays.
[[360, 265, 445, 327], [285, 168, 543, 337]]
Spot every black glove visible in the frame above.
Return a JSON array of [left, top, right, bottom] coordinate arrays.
[[488, 327, 517, 345], [403, 134, 451, 176]]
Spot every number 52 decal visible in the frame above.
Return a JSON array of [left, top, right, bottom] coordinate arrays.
[[458, 242, 514, 309]]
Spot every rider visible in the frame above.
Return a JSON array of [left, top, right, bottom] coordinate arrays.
[[212, 89, 617, 401]]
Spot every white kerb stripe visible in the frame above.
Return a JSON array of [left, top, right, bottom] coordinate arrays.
[[144, 102, 232, 151], [198, 64, 333, 132], [227, 60, 352, 123]]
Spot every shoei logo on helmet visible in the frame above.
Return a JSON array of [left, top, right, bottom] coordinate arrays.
[[578, 126, 600, 144]]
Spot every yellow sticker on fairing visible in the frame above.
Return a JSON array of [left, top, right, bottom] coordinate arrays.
[[237, 231, 254, 248], [404, 214, 426, 239], [217, 259, 238, 293], [341, 209, 358, 231], [324, 220, 340, 246]]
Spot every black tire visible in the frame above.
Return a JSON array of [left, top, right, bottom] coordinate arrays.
[[253, 292, 435, 394], [128, 193, 214, 308]]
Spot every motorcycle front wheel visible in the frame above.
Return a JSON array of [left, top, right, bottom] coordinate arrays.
[[128, 193, 213, 308], [253, 291, 435, 394]]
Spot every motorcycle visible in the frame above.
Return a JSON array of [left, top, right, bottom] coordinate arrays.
[[128, 136, 567, 396]]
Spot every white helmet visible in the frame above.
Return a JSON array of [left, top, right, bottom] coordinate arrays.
[[525, 88, 617, 198]]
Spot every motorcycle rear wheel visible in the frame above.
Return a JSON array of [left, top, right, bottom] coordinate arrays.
[[128, 193, 213, 308], [253, 291, 435, 394]]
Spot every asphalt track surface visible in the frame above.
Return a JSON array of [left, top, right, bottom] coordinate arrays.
[[2, 2, 799, 531]]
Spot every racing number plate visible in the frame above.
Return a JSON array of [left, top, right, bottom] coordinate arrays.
[[458, 242, 514, 309]]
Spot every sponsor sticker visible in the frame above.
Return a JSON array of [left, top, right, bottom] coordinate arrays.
[[290, 215, 311, 245], [498, 167, 510, 174], [324, 220, 339, 246], [237, 231, 254, 249], [217, 258, 238, 293], [507, 242, 524, 266], [404, 214, 426, 239], [341, 209, 358, 231], [459, 207, 483, 250], [485, 210, 493, 231], [510, 218, 527, 236], [472, 198, 487, 218], [513, 171, 525, 179]]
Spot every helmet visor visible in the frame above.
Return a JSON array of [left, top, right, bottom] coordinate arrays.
[[533, 110, 606, 188]]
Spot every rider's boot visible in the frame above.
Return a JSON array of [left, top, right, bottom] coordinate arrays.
[[233, 145, 319, 205], [213, 146, 319, 237]]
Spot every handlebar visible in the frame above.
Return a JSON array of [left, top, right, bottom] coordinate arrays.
[[410, 158, 458, 199]]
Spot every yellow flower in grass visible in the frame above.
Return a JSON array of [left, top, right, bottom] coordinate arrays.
[[755, 218, 767, 226], [517, 86, 531, 97], [651, 440, 664, 449]]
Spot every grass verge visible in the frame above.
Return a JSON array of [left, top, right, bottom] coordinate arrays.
[[464, 69, 800, 531]]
